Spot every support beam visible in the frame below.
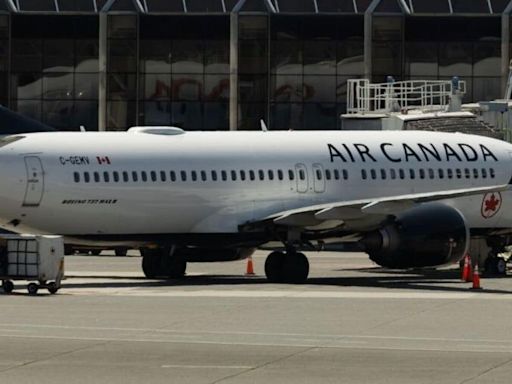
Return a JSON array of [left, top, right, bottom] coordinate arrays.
[[502, 13, 509, 97], [229, 12, 239, 130], [98, 12, 107, 131], [364, 0, 382, 80]]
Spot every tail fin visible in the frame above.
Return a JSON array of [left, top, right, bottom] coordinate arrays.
[[0, 105, 55, 135]]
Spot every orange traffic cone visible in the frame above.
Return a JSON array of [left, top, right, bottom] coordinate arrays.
[[462, 254, 472, 282], [470, 264, 482, 290], [245, 257, 255, 276]]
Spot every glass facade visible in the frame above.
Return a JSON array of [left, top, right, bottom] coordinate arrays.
[[0, 0, 510, 131], [9, 15, 99, 130]]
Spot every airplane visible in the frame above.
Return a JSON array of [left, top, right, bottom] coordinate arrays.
[[0, 106, 511, 283]]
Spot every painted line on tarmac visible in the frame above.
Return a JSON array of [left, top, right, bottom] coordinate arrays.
[[1, 333, 512, 354], [60, 288, 512, 300], [161, 365, 252, 369]]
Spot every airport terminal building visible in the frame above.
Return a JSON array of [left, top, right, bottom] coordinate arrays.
[[0, 0, 509, 131]]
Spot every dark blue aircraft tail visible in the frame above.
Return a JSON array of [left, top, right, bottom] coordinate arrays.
[[0, 105, 55, 135]]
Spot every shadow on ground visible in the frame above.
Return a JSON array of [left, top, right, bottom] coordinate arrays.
[[57, 267, 512, 295]]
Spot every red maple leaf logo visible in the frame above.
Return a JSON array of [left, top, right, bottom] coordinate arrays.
[[484, 194, 500, 212]]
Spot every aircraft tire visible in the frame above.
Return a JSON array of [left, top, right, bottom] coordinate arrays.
[[283, 252, 309, 284], [264, 251, 285, 283], [115, 248, 128, 257], [141, 249, 162, 279], [484, 257, 507, 277], [165, 251, 187, 279]]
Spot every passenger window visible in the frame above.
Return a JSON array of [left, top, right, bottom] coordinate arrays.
[[277, 170, 283, 180], [390, 169, 396, 180], [481, 168, 487, 178], [342, 170, 348, 180], [113, 171, 119, 182], [170, 171, 176, 182], [123, 171, 129, 182], [191, 171, 197, 182], [84, 172, 90, 183], [150, 171, 157, 182], [409, 169, 415, 179], [231, 170, 237, 181], [180, 171, 187, 182], [361, 169, 367, 180], [419, 169, 425, 179], [160, 171, 166, 182], [333, 169, 340, 180], [399, 169, 405, 180], [268, 170, 274, 180], [325, 169, 331, 180], [464, 168, 470, 179], [201, 170, 207, 181], [141, 171, 147, 182], [473, 168, 478, 179], [299, 169, 305, 180], [447, 169, 453, 179], [259, 170, 265, 180], [456, 169, 462, 179], [221, 170, 227, 181], [438, 169, 444, 179], [288, 170, 294, 180], [211, 170, 217, 181], [103, 172, 110, 183], [132, 171, 138, 182], [94, 171, 100, 183], [74, 172, 80, 183], [370, 169, 376, 180], [380, 169, 386, 180], [428, 168, 434, 179], [490, 168, 496, 178], [240, 170, 246, 181], [249, 170, 255, 181]]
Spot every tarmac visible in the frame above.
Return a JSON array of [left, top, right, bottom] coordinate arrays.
[[1, 250, 512, 384]]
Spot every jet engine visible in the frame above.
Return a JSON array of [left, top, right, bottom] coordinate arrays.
[[361, 204, 469, 268]]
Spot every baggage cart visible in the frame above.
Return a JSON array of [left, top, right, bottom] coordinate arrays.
[[0, 235, 64, 295]]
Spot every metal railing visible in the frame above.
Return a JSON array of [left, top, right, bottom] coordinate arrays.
[[346, 79, 466, 115]]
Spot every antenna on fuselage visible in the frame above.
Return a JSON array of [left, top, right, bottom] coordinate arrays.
[[260, 119, 268, 132]]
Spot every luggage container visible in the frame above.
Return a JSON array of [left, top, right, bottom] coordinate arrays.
[[0, 235, 64, 295]]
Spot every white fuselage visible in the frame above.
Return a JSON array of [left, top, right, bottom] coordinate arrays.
[[0, 130, 511, 245]]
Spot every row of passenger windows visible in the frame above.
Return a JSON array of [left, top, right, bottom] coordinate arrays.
[[360, 167, 496, 181], [73, 168, 350, 184], [73, 167, 497, 184]]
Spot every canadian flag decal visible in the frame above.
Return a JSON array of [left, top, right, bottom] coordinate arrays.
[[96, 156, 111, 165]]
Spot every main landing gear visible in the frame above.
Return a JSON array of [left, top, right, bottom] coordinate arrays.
[[141, 247, 187, 279], [264, 249, 309, 284]]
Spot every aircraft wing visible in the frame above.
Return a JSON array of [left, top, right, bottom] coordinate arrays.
[[246, 184, 510, 232]]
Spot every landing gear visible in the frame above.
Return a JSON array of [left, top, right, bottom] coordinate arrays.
[[264, 250, 309, 284], [141, 247, 187, 279], [115, 248, 128, 257], [484, 256, 507, 276]]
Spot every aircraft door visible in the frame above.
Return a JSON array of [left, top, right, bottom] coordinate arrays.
[[23, 156, 44, 207], [312, 163, 326, 193], [295, 163, 308, 193]]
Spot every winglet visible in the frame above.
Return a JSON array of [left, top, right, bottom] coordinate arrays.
[[260, 119, 268, 132]]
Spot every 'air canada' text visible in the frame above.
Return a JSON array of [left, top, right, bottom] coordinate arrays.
[[327, 142, 498, 163]]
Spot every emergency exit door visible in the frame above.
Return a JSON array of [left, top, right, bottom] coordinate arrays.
[[23, 156, 44, 207]]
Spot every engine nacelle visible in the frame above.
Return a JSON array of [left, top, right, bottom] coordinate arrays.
[[362, 204, 469, 268]]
